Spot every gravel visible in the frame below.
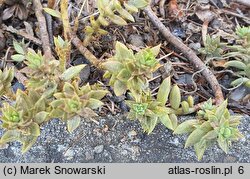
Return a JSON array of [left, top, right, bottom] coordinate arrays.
[[0, 114, 249, 163]]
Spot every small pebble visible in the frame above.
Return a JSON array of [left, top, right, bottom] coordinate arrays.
[[94, 145, 104, 154], [64, 149, 75, 160]]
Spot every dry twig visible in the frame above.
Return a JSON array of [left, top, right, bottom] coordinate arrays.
[[144, 6, 224, 104], [33, 0, 53, 59], [71, 35, 101, 67]]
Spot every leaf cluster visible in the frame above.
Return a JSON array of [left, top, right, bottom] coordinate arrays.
[[0, 37, 107, 152], [83, 0, 149, 45], [174, 99, 243, 160], [102, 41, 161, 98], [126, 77, 195, 134]]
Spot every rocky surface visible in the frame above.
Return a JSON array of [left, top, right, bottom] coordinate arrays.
[[0, 114, 249, 163]]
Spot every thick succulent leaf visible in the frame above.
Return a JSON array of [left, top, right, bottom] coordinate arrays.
[[117, 8, 135, 22], [0, 130, 20, 144], [194, 140, 207, 161], [20, 135, 38, 154], [170, 85, 181, 110], [87, 98, 104, 109], [225, 60, 246, 70], [181, 101, 190, 114], [202, 130, 218, 140], [67, 115, 81, 133], [34, 111, 49, 124], [217, 134, 229, 153], [114, 80, 127, 96], [49, 108, 65, 118], [215, 100, 228, 121], [98, 15, 109, 26], [187, 96, 194, 107], [157, 76, 171, 106], [11, 54, 25, 62], [60, 64, 86, 81], [115, 41, 134, 60], [185, 121, 212, 148], [13, 41, 25, 55], [231, 77, 249, 86], [102, 61, 124, 73], [34, 98, 46, 112], [159, 113, 173, 130], [43, 8, 62, 18], [150, 44, 161, 56], [174, 120, 199, 134], [109, 15, 127, 26], [169, 114, 178, 130], [50, 99, 64, 108], [117, 69, 131, 82], [88, 90, 108, 100], [124, 2, 138, 12], [146, 116, 158, 134], [128, 0, 149, 9], [28, 123, 41, 136], [41, 82, 58, 98]]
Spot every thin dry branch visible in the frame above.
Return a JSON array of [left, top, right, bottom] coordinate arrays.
[[33, 0, 53, 59], [144, 6, 224, 104], [71, 35, 101, 67]]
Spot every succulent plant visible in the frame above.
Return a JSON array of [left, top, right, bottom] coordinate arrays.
[[225, 60, 250, 88], [199, 36, 226, 57], [235, 26, 250, 45], [50, 81, 108, 133], [0, 67, 14, 97], [83, 0, 149, 45], [11, 39, 86, 93], [126, 77, 195, 134], [102, 41, 161, 98], [0, 89, 49, 153], [174, 100, 243, 160]]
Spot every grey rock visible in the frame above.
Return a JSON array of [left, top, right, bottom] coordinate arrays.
[[0, 115, 249, 163], [189, 42, 201, 51], [128, 34, 144, 47], [94, 145, 104, 154], [64, 148, 75, 160], [85, 150, 95, 161]]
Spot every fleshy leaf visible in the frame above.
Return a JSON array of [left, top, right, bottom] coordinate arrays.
[[11, 54, 25, 62], [13, 41, 25, 55], [34, 111, 49, 124], [60, 64, 86, 81], [87, 98, 104, 109], [114, 80, 127, 96], [225, 60, 246, 70], [218, 134, 229, 153], [194, 140, 207, 161], [174, 120, 199, 134], [0, 130, 20, 144], [185, 121, 212, 148], [147, 116, 158, 134], [102, 61, 124, 73], [170, 85, 181, 110], [43, 8, 62, 18], [150, 44, 161, 56], [20, 135, 38, 154], [157, 76, 171, 106], [67, 115, 81, 133]]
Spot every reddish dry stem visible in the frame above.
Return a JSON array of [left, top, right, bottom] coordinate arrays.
[[33, 0, 53, 59], [144, 6, 224, 104], [71, 35, 100, 67]]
